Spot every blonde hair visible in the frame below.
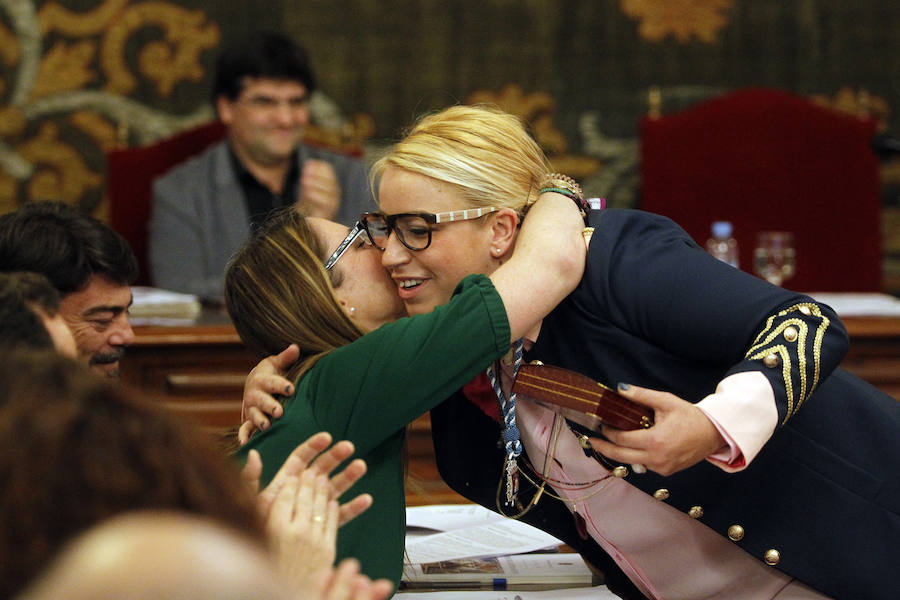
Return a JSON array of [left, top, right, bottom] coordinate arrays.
[[224, 209, 362, 382], [371, 105, 551, 215]]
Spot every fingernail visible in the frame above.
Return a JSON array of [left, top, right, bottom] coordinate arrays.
[[618, 382, 631, 391], [285, 385, 293, 395]]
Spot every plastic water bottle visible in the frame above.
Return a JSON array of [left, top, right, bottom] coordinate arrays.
[[706, 221, 739, 268]]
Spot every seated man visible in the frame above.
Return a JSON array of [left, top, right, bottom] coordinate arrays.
[[0, 272, 77, 358], [150, 30, 371, 300], [0, 202, 137, 378]]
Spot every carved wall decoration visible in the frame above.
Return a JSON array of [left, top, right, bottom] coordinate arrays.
[[620, 0, 733, 43], [0, 0, 220, 215]]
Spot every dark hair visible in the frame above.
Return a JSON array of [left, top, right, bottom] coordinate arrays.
[[0, 201, 138, 295], [0, 272, 61, 351], [0, 351, 263, 598], [212, 30, 316, 103]]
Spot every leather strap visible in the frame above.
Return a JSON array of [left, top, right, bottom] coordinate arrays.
[[512, 363, 654, 432]]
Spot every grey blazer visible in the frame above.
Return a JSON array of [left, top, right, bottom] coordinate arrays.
[[149, 140, 372, 300]]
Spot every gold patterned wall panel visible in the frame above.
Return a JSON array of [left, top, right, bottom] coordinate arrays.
[[0, 0, 220, 216], [2, 0, 900, 296], [621, 0, 734, 43]]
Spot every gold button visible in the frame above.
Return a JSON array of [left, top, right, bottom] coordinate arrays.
[[799, 305, 811, 316], [688, 505, 704, 519], [783, 326, 798, 342], [764, 549, 781, 565], [763, 353, 780, 368], [727, 525, 745, 541], [611, 466, 628, 478], [653, 488, 669, 501]]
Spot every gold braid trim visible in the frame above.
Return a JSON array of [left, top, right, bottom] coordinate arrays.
[[748, 344, 794, 421], [745, 302, 830, 424]]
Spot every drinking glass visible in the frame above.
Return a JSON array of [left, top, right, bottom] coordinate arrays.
[[753, 231, 796, 286]]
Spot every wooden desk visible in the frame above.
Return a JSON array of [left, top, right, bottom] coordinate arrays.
[[122, 310, 900, 505], [120, 307, 257, 430], [841, 316, 900, 400]]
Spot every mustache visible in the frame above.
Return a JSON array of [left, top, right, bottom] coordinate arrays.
[[89, 347, 125, 366]]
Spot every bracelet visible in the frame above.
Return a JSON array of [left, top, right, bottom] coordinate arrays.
[[539, 173, 589, 218]]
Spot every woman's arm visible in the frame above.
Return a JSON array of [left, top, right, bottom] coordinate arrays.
[[237, 191, 586, 441], [582, 210, 849, 474], [490, 192, 586, 341]]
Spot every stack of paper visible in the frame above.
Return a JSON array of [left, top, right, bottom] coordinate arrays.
[[402, 553, 598, 591], [129, 286, 202, 324], [808, 292, 900, 317], [400, 505, 603, 594], [396, 584, 618, 599]]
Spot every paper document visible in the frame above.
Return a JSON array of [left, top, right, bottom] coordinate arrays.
[[402, 553, 597, 591], [396, 584, 619, 598], [404, 518, 564, 564], [407, 504, 508, 532], [129, 286, 202, 323], [808, 292, 900, 316]]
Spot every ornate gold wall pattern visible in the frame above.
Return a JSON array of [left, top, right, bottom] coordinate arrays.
[[467, 84, 602, 181], [621, 0, 733, 44], [0, 0, 220, 216], [102, 3, 219, 97]]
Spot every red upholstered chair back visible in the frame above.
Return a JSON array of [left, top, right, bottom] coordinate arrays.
[[640, 88, 882, 292], [106, 121, 227, 285]]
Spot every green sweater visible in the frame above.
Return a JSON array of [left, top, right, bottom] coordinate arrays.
[[234, 274, 510, 587]]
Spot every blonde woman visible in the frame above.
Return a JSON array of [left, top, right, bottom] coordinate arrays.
[[245, 105, 899, 600], [226, 191, 585, 589]]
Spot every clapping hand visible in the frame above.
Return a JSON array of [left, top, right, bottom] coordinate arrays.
[[241, 431, 372, 526], [298, 159, 341, 220]]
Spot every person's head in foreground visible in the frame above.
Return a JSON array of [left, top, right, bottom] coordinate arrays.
[[0, 201, 138, 377], [0, 271, 77, 357], [0, 350, 261, 598], [15, 511, 289, 600], [368, 104, 551, 316]]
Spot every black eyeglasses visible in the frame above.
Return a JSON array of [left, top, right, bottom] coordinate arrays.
[[360, 207, 499, 251], [324, 221, 366, 270]]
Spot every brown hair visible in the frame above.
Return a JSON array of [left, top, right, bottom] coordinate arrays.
[[225, 208, 363, 382], [0, 272, 60, 351], [0, 351, 263, 598]]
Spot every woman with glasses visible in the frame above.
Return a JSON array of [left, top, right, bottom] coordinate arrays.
[[243, 105, 900, 600], [225, 188, 586, 589]]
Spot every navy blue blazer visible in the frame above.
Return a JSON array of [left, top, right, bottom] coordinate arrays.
[[432, 209, 900, 600]]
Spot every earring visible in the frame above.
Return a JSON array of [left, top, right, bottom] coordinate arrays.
[[493, 248, 501, 255], [349, 306, 356, 315]]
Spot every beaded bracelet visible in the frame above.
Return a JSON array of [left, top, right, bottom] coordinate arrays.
[[538, 173, 590, 218]]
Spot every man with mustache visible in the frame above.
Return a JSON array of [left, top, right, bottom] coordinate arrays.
[[0, 201, 137, 378]]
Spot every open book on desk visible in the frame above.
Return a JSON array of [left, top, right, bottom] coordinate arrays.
[[397, 585, 617, 599], [402, 505, 608, 594], [401, 553, 598, 591], [405, 504, 564, 563]]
